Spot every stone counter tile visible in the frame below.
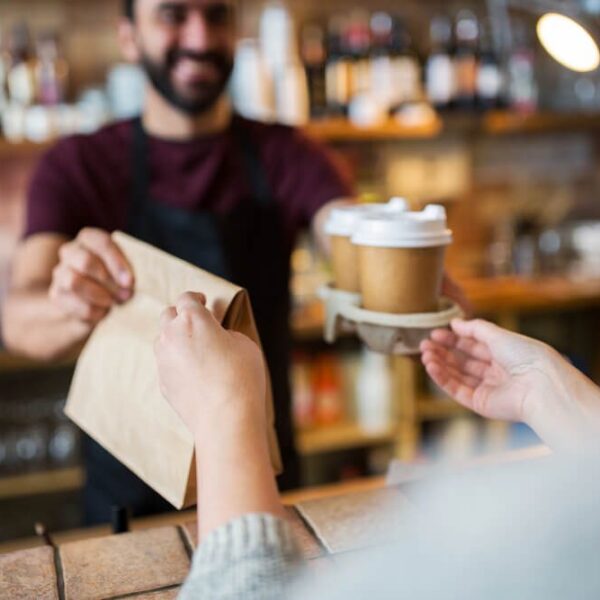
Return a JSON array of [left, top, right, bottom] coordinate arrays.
[[0, 546, 58, 600], [296, 487, 411, 555], [60, 527, 190, 599], [127, 587, 181, 599], [285, 507, 326, 560], [180, 511, 324, 561], [181, 522, 198, 550]]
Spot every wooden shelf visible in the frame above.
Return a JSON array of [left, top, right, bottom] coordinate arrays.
[[3, 112, 600, 159], [416, 397, 469, 421], [0, 467, 84, 501], [296, 422, 398, 456], [482, 111, 600, 135], [295, 397, 468, 456], [304, 115, 443, 141], [0, 140, 52, 160]]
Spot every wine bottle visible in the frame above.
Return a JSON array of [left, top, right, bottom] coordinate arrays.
[[453, 10, 479, 110], [425, 15, 455, 110]]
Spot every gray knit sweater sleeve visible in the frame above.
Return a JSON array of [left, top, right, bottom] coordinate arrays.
[[178, 514, 303, 600]]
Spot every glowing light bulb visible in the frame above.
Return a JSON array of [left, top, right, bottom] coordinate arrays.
[[537, 13, 600, 72]]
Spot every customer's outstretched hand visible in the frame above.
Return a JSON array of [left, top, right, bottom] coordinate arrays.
[[421, 319, 600, 452]]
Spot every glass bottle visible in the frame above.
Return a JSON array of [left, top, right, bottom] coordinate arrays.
[[390, 18, 422, 109], [453, 10, 480, 110], [301, 25, 328, 119], [507, 21, 538, 114], [325, 15, 353, 116], [425, 15, 455, 110], [370, 11, 395, 109], [476, 20, 504, 110], [35, 31, 69, 105], [6, 22, 36, 106]]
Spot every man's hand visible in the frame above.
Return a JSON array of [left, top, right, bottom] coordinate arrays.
[[49, 228, 134, 324]]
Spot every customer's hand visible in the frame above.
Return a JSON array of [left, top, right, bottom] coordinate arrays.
[[154, 292, 267, 443], [421, 319, 600, 452], [155, 293, 284, 538], [49, 228, 134, 324]]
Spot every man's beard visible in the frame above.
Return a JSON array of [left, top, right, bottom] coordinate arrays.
[[141, 48, 234, 116]]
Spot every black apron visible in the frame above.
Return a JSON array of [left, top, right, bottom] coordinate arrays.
[[83, 116, 299, 525]]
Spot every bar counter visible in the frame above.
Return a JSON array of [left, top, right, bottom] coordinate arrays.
[[0, 447, 549, 599]]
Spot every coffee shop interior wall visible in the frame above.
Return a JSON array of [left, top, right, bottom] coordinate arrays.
[[3, 0, 600, 402], [3, 0, 600, 269], [3, 0, 600, 542]]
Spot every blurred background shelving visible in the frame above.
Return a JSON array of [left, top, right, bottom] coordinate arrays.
[[3, 0, 600, 544]]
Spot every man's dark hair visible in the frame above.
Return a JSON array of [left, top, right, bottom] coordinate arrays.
[[124, 0, 135, 19]]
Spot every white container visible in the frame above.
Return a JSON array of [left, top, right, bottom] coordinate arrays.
[[107, 63, 145, 119], [230, 39, 276, 122], [259, 2, 298, 72], [355, 349, 392, 433], [275, 61, 309, 125]]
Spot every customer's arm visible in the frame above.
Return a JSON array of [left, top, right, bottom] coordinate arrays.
[[155, 293, 303, 600], [421, 318, 600, 452]]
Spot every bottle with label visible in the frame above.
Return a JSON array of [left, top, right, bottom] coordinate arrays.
[[425, 15, 455, 110], [355, 349, 392, 433], [346, 10, 372, 101], [313, 353, 344, 426], [390, 18, 422, 109], [325, 16, 353, 116], [476, 20, 503, 110], [507, 21, 537, 114], [453, 10, 479, 110], [291, 353, 315, 430], [369, 11, 395, 109], [301, 25, 328, 119], [6, 22, 36, 106], [35, 31, 69, 105]]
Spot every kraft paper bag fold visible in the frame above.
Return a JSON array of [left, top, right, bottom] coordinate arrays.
[[65, 231, 282, 509]]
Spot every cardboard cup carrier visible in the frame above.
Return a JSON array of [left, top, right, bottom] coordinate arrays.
[[352, 205, 452, 314], [324, 198, 408, 293]]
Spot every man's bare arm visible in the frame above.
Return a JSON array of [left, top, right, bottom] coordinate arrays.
[[2, 230, 134, 362], [2, 234, 88, 361]]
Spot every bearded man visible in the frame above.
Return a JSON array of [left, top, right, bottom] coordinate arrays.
[[2, 0, 354, 524]]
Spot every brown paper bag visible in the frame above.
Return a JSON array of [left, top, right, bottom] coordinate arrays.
[[65, 232, 282, 509]]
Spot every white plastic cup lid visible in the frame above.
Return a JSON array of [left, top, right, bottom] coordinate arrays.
[[324, 198, 409, 237], [352, 204, 453, 248]]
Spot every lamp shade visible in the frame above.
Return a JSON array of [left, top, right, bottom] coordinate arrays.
[[537, 13, 600, 72]]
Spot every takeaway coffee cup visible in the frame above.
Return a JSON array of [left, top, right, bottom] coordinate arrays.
[[352, 205, 452, 314], [324, 198, 408, 293]]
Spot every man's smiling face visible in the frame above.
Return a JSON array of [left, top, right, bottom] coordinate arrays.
[[128, 0, 236, 115]]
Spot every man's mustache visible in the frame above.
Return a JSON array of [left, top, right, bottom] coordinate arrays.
[[166, 50, 232, 72]]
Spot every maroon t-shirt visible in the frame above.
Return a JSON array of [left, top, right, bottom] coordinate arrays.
[[25, 116, 353, 247]]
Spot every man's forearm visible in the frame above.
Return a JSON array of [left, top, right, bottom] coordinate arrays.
[[2, 288, 90, 362]]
